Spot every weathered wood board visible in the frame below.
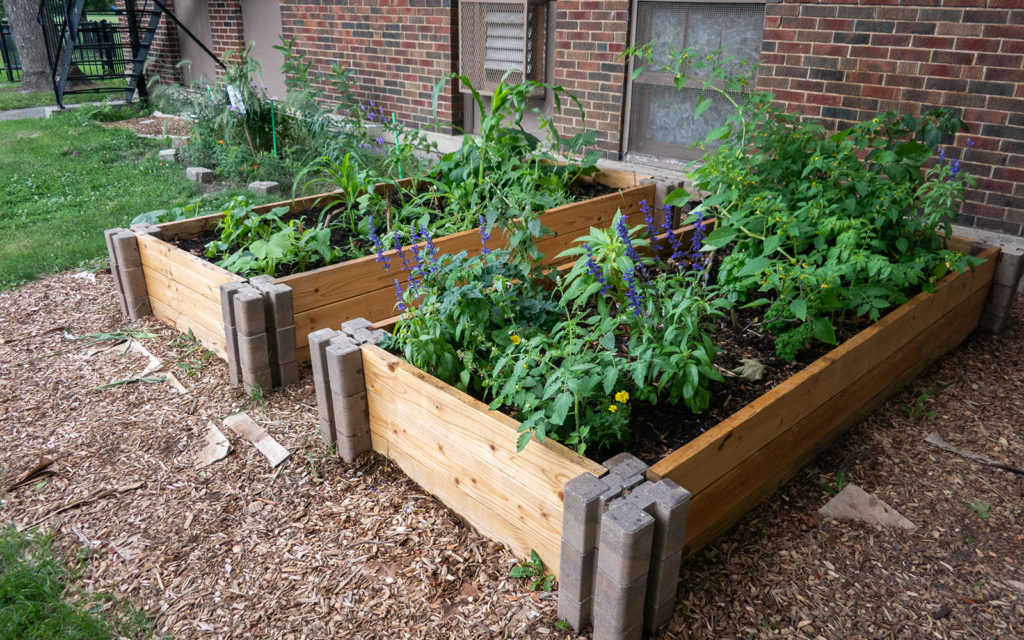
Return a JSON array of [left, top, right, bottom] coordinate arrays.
[[361, 344, 605, 577]]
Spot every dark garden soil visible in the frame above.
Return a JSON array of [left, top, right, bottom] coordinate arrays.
[[1, 269, 1021, 639]]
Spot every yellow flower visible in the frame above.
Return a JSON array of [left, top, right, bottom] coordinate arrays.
[[509, 333, 521, 345], [608, 404, 618, 413], [614, 390, 630, 403]]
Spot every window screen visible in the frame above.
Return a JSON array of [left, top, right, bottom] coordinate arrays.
[[625, 1, 765, 161]]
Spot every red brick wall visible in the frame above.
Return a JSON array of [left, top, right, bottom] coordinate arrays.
[[551, 0, 631, 157], [207, 0, 244, 59], [279, 0, 462, 132], [140, 0, 182, 84], [758, 0, 1024, 236]]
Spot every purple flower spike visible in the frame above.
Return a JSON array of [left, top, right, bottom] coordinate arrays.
[[615, 215, 646, 277], [584, 243, 610, 296], [478, 215, 492, 254], [623, 267, 644, 317]]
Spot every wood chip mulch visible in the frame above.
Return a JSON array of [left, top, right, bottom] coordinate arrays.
[[1, 270, 1021, 639], [100, 114, 192, 138]]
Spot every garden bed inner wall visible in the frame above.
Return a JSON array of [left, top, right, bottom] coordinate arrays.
[[357, 238, 997, 579], [134, 170, 655, 363]]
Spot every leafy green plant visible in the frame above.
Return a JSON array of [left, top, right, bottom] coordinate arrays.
[[509, 549, 556, 592], [821, 470, 847, 496], [901, 389, 937, 420], [968, 502, 990, 520], [631, 46, 983, 360]]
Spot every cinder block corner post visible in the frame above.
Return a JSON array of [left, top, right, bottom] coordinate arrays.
[[232, 284, 272, 393], [309, 318, 390, 462], [980, 250, 1023, 334], [108, 229, 151, 319]]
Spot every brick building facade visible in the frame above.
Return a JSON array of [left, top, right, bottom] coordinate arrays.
[[146, 0, 1024, 236]]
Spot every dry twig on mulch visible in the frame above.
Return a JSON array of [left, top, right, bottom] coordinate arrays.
[[1, 270, 1021, 639]]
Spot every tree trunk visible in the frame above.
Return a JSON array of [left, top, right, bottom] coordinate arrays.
[[2, 0, 52, 92]]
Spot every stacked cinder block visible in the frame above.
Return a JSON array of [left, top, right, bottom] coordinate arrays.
[[104, 225, 160, 320], [980, 250, 1024, 334], [309, 317, 389, 462], [559, 453, 691, 640], [219, 279, 299, 392]]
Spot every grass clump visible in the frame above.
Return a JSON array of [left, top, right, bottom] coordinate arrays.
[[0, 526, 152, 639]]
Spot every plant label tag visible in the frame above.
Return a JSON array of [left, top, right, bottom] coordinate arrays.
[[226, 84, 247, 114]]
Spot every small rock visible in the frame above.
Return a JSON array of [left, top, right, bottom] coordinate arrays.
[[246, 501, 264, 514], [186, 166, 214, 184], [248, 180, 280, 196], [158, 148, 176, 162], [818, 483, 917, 530]]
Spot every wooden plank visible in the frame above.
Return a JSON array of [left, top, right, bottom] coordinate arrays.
[[362, 345, 604, 575], [590, 167, 648, 190], [679, 283, 990, 555], [293, 287, 401, 354], [142, 266, 226, 336], [648, 246, 998, 492], [149, 297, 228, 359], [157, 211, 223, 239], [137, 234, 241, 302]]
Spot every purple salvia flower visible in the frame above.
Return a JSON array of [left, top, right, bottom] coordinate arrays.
[[393, 278, 406, 311], [615, 214, 646, 277], [688, 207, 707, 271], [478, 215, 492, 254], [968, 138, 975, 148], [640, 199, 659, 252], [369, 216, 391, 272], [939, 147, 946, 163], [950, 158, 960, 179], [623, 267, 644, 317], [584, 243, 610, 296], [660, 206, 685, 267]]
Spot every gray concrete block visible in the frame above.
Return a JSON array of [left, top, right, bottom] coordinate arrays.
[[278, 359, 300, 388], [219, 282, 247, 326], [257, 283, 294, 331], [644, 549, 682, 624], [330, 390, 369, 438], [593, 569, 649, 638], [988, 282, 1015, 311], [158, 148, 176, 162], [341, 318, 373, 336], [326, 339, 365, 398], [220, 282, 247, 387], [186, 167, 214, 184], [119, 266, 151, 318], [562, 472, 608, 551], [598, 502, 655, 585], [593, 621, 643, 640], [274, 326, 298, 366], [599, 472, 638, 504], [242, 368, 272, 393], [556, 593, 592, 633], [125, 295, 152, 319], [368, 328, 390, 344], [248, 274, 274, 285], [558, 538, 597, 601], [628, 479, 691, 560], [645, 598, 676, 635], [233, 287, 267, 337], [309, 328, 343, 445], [993, 251, 1024, 287], [603, 452, 648, 479], [248, 180, 280, 196], [103, 228, 128, 316], [336, 430, 373, 463], [238, 333, 270, 373], [349, 327, 376, 345], [111, 230, 142, 269]]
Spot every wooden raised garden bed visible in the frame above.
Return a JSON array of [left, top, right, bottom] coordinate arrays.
[[109, 168, 654, 379], [354, 238, 998, 580]]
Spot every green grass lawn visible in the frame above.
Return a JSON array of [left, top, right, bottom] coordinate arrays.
[[0, 113, 265, 288], [0, 527, 152, 639], [0, 79, 131, 111]]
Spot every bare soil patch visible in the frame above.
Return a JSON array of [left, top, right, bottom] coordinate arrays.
[[0, 270, 1021, 639], [100, 114, 192, 137]]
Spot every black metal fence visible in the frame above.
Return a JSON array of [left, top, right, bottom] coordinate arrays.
[[0, 20, 21, 83]]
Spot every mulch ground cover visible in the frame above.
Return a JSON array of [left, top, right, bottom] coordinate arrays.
[[0, 269, 1021, 639]]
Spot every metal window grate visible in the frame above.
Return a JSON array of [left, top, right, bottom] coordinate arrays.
[[625, 1, 765, 161], [459, 0, 547, 95]]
